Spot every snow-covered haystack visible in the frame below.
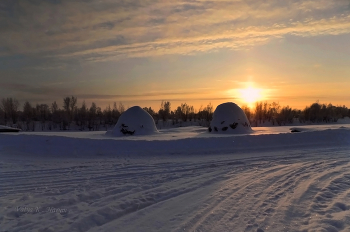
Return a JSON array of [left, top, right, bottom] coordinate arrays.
[[108, 106, 158, 136], [209, 102, 253, 134]]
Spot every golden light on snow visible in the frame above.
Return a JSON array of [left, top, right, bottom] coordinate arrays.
[[238, 87, 263, 106]]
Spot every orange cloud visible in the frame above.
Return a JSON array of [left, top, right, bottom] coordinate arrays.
[[1, 0, 349, 61]]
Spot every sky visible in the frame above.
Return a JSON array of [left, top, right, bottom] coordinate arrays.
[[1, 0, 350, 111]]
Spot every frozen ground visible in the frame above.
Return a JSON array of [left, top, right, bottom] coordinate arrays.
[[1, 125, 350, 232]]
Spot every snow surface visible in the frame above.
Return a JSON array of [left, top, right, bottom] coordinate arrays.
[[108, 106, 158, 136], [210, 102, 252, 134], [3, 124, 350, 141], [1, 125, 350, 232]]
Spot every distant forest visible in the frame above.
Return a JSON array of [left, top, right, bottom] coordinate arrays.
[[0, 97, 349, 131]]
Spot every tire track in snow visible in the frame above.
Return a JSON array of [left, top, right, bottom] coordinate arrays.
[[178, 161, 328, 232], [1, 156, 242, 232], [171, 158, 350, 232], [287, 160, 350, 232], [1, 148, 350, 232], [0, 160, 232, 196]]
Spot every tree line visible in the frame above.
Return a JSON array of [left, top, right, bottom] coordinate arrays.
[[247, 101, 350, 126], [0, 97, 349, 131], [0, 97, 213, 131]]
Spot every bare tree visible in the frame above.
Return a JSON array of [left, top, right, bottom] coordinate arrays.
[[143, 107, 156, 117], [62, 97, 71, 129], [63, 97, 70, 113], [51, 101, 62, 129], [112, 102, 121, 124], [241, 105, 252, 124], [254, 102, 263, 125], [197, 103, 213, 126], [102, 105, 113, 129], [174, 103, 195, 123], [118, 102, 125, 114], [35, 104, 50, 130], [88, 102, 97, 131], [76, 101, 87, 130], [96, 106, 102, 130], [188, 105, 195, 122], [62, 96, 77, 130], [269, 102, 281, 125], [70, 96, 77, 119], [0, 98, 20, 125], [0, 107, 4, 125], [51, 101, 59, 112], [159, 101, 171, 125], [22, 101, 33, 131], [180, 103, 189, 122], [263, 101, 268, 123]]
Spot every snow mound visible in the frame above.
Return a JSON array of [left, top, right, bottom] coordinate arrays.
[[0, 125, 21, 132], [108, 106, 158, 136], [209, 102, 253, 134]]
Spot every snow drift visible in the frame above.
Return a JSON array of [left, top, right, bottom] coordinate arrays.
[[0, 125, 20, 132], [209, 102, 252, 134], [108, 106, 158, 136]]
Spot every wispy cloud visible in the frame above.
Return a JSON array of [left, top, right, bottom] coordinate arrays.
[[1, 0, 349, 61], [76, 89, 215, 100], [2, 81, 216, 101], [1, 82, 75, 97]]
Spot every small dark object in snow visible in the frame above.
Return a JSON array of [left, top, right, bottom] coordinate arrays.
[[214, 126, 218, 132], [208, 127, 212, 132], [257, 229, 264, 232], [291, 129, 301, 133], [121, 123, 128, 128], [229, 122, 238, 129], [120, 128, 135, 135], [221, 120, 225, 124], [0, 128, 20, 132], [222, 126, 228, 131]]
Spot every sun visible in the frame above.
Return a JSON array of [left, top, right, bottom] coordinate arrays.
[[239, 87, 262, 106]]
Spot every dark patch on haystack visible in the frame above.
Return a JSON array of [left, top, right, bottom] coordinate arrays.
[[242, 122, 249, 127], [229, 122, 238, 129], [120, 128, 135, 135]]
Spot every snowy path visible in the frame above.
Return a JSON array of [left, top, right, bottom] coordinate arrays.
[[1, 145, 350, 232]]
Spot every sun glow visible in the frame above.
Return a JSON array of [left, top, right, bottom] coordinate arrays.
[[239, 87, 262, 106]]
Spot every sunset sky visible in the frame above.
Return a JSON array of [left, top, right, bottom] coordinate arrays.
[[1, 0, 350, 111]]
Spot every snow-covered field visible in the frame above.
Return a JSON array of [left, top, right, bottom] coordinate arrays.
[[1, 125, 350, 232]]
